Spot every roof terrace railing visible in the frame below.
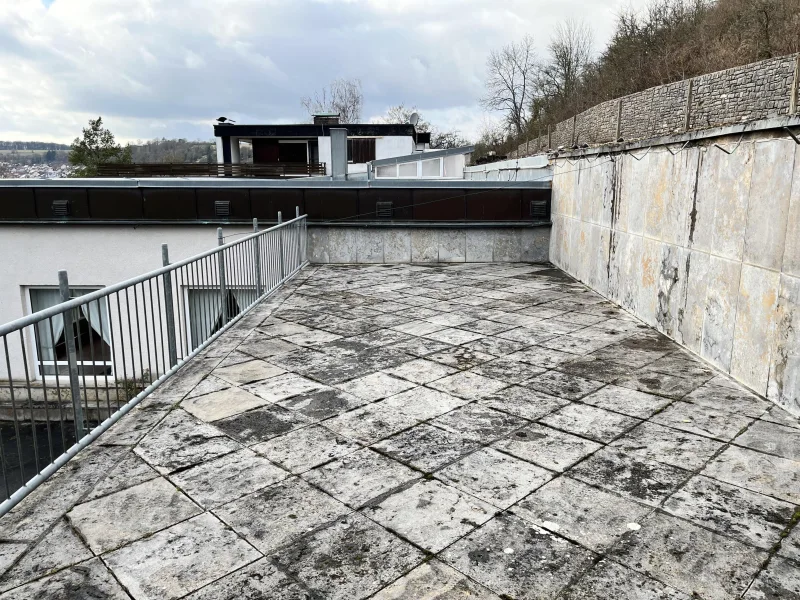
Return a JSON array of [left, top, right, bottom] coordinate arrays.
[[0, 211, 308, 516], [96, 162, 327, 178]]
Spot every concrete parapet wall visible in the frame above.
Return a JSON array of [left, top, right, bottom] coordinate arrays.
[[550, 132, 800, 415], [308, 225, 550, 264], [463, 156, 552, 182], [513, 53, 800, 156]]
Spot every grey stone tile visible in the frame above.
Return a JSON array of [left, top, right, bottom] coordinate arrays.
[[383, 358, 459, 384], [779, 524, 800, 562], [104, 512, 260, 600], [651, 400, 755, 441], [437, 447, 553, 509], [0, 558, 129, 600], [541, 404, 641, 443], [561, 559, 692, 600], [272, 513, 424, 600], [610, 422, 724, 471], [734, 419, 800, 461], [303, 448, 419, 508], [85, 450, 158, 501], [182, 386, 269, 422], [495, 326, 559, 345], [214, 477, 349, 555], [470, 358, 547, 385], [525, 370, 606, 400], [426, 313, 477, 327], [252, 424, 360, 474], [580, 384, 672, 418], [134, 410, 240, 475], [389, 336, 453, 359], [0, 519, 92, 593], [337, 372, 416, 401], [507, 345, 577, 369], [459, 319, 517, 336], [616, 372, 703, 399], [427, 346, 494, 370], [570, 447, 690, 506], [513, 477, 651, 552], [701, 445, 800, 503], [743, 555, 800, 599], [67, 477, 201, 554], [428, 371, 508, 401], [610, 512, 766, 600], [186, 376, 230, 400], [391, 320, 446, 336], [372, 424, 483, 471], [380, 386, 467, 420], [184, 558, 312, 600], [664, 474, 795, 550], [432, 404, 529, 442], [461, 336, 529, 358], [244, 373, 326, 403], [0, 545, 26, 579], [684, 383, 771, 419], [481, 385, 569, 421], [761, 405, 800, 430], [322, 402, 419, 445], [424, 327, 485, 346], [276, 388, 367, 421], [238, 335, 301, 360], [555, 355, 640, 384], [257, 321, 312, 337], [493, 423, 602, 472], [366, 479, 495, 551], [170, 448, 288, 509], [441, 512, 597, 600], [371, 560, 502, 600], [283, 329, 342, 347], [211, 359, 285, 386], [213, 404, 310, 445], [100, 403, 171, 446]]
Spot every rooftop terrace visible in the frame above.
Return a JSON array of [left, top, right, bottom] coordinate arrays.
[[0, 263, 798, 599]]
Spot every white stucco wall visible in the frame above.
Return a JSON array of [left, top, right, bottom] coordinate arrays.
[[464, 155, 552, 182], [317, 136, 331, 175], [375, 137, 414, 160]]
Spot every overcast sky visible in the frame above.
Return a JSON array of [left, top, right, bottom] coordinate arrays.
[[1, 0, 647, 144]]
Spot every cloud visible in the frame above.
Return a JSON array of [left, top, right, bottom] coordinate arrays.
[[1, 0, 647, 143]]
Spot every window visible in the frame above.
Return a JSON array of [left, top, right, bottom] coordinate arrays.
[[30, 288, 112, 377], [187, 289, 257, 350], [421, 158, 441, 177], [398, 162, 417, 177], [347, 138, 376, 163], [375, 164, 397, 178]]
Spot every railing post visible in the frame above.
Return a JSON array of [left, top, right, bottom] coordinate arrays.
[[253, 218, 263, 297], [217, 228, 228, 324], [161, 244, 178, 368], [58, 270, 85, 439], [277, 211, 285, 281], [295, 206, 302, 268]]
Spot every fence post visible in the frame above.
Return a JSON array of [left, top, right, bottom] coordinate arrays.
[[161, 245, 178, 368], [277, 212, 285, 281], [253, 218, 263, 298], [217, 228, 228, 324], [684, 78, 694, 131], [58, 270, 85, 439], [616, 100, 623, 140], [790, 54, 800, 115], [295, 206, 302, 268]]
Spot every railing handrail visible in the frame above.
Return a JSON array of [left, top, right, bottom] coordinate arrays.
[[0, 215, 306, 337]]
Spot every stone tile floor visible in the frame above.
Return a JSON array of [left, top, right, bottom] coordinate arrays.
[[1, 263, 799, 600]]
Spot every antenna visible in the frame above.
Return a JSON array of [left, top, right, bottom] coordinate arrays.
[[409, 112, 419, 126]]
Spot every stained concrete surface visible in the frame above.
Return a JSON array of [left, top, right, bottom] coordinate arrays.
[[0, 263, 798, 600]]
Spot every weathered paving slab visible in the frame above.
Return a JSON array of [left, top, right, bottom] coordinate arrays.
[[3, 262, 800, 599]]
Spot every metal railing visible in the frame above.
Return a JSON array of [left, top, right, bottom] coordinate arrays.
[[0, 210, 307, 516], [95, 162, 327, 178]]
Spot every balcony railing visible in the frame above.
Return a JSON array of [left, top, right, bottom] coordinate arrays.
[[95, 162, 327, 178], [0, 211, 307, 516]]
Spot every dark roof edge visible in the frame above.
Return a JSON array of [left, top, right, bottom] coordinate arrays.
[[213, 123, 417, 138]]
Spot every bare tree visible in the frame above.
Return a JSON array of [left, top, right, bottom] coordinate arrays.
[[539, 19, 594, 103], [480, 35, 538, 137], [376, 104, 470, 148], [301, 78, 364, 122]]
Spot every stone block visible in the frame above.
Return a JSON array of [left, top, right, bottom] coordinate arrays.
[[466, 229, 494, 262], [325, 227, 358, 263], [782, 146, 800, 277], [306, 227, 329, 263], [700, 255, 741, 371], [676, 249, 710, 354], [437, 229, 466, 262], [767, 273, 800, 416], [708, 142, 754, 262], [356, 228, 384, 263], [743, 139, 795, 270], [383, 229, 411, 263], [730, 264, 780, 394], [410, 229, 438, 262]]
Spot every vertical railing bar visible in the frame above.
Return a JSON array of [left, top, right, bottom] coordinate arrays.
[[95, 298, 112, 420], [59, 272, 85, 440], [72, 298, 91, 432], [161, 246, 178, 367], [83, 298, 100, 429], [217, 229, 228, 326], [152, 277, 165, 376], [3, 336, 25, 484], [200, 256, 212, 349], [124, 287, 137, 401], [173, 266, 185, 360], [253, 219, 262, 300], [139, 283, 153, 386], [182, 264, 192, 355], [132, 285, 147, 387], [46, 318, 67, 449], [277, 212, 285, 283], [115, 291, 129, 410], [194, 258, 208, 350], [18, 331, 40, 474], [147, 279, 159, 379], [0, 424, 9, 500], [32, 322, 54, 465]]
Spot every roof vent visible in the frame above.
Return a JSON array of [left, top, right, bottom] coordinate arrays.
[[51, 199, 70, 217], [214, 200, 231, 218], [376, 201, 393, 219], [530, 199, 550, 220], [313, 114, 340, 126]]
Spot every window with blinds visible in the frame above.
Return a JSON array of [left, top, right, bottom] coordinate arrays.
[[347, 138, 376, 163]]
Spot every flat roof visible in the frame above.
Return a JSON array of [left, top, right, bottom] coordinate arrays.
[[214, 123, 418, 138]]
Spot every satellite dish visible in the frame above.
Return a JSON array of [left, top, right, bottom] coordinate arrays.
[[409, 112, 419, 126]]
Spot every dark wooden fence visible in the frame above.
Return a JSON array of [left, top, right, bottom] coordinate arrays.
[[96, 162, 327, 178]]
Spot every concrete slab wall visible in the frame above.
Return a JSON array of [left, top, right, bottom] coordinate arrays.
[[308, 226, 550, 264], [550, 134, 800, 415]]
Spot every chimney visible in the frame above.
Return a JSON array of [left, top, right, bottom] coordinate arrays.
[[329, 128, 347, 180], [313, 113, 340, 126]]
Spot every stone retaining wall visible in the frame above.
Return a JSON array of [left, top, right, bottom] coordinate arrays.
[[513, 54, 800, 156]]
